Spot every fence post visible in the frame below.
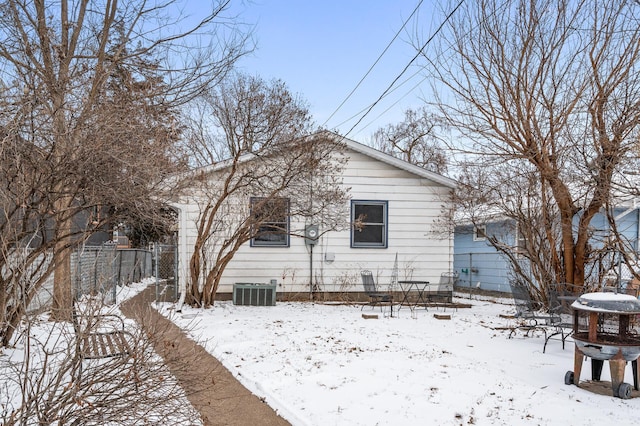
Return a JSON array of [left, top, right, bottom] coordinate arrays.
[[110, 244, 117, 303], [117, 249, 123, 286], [468, 253, 473, 299], [93, 248, 98, 295], [173, 243, 179, 301], [133, 250, 139, 283], [74, 245, 81, 300], [154, 244, 159, 303]]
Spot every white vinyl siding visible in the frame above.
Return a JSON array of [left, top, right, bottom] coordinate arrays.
[[176, 142, 455, 294]]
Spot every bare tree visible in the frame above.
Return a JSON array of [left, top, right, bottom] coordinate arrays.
[[1, 301, 202, 425], [427, 0, 640, 289], [181, 74, 349, 307], [372, 107, 448, 174], [0, 0, 250, 339]]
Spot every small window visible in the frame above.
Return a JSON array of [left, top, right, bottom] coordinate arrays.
[[473, 225, 487, 241], [351, 200, 388, 248], [89, 204, 102, 225], [515, 225, 527, 257], [250, 197, 290, 247]]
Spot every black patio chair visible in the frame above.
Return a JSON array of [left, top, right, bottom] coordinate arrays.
[[508, 282, 566, 353], [547, 282, 585, 315], [436, 271, 457, 306], [360, 270, 393, 311], [544, 282, 586, 351]]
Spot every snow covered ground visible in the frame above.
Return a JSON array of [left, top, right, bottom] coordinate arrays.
[[161, 294, 640, 426], [0, 281, 202, 425], [5, 283, 640, 425]]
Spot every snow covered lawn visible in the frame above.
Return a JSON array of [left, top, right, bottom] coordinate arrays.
[[0, 281, 201, 426], [162, 295, 640, 425]]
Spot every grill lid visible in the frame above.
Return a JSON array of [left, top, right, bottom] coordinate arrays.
[[572, 292, 640, 314]]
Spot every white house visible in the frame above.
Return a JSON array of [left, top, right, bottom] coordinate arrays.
[[173, 134, 457, 299]]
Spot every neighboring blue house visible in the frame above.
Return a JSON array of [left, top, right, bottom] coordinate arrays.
[[454, 218, 515, 293], [453, 204, 640, 293]]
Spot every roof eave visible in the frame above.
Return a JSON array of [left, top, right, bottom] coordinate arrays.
[[335, 133, 457, 189]]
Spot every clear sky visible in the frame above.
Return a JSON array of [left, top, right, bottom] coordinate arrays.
[[228, 1, 443, 142]]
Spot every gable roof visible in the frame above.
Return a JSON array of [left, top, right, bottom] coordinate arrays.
[[334, 132, 457, 189], [189, 130, 458, 189]]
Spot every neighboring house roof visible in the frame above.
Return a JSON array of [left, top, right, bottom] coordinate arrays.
[[454, 211, 510, 228], [189, 131, 458, 189], [454, 199, 640, 229]]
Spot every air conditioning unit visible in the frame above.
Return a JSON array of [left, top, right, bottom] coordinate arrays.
[[232, 283, 277, 306]]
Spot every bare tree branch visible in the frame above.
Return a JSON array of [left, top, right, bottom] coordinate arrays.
[[0, 0, 251, 342], [428, 0, 640, 290]]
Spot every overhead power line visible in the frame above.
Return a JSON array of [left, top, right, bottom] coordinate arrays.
[[343, 0, 465, 139], [333, 66, 425, 132], [358, 73, 429, 134], [322, 0, 425, 127]]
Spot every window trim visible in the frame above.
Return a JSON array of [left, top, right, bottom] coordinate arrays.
[[89, 204, 102, 225], [515, 224, 527, 258], [250, 197, 290, 248], [350, 200, 388, 249], [473, 225, 487, 241]]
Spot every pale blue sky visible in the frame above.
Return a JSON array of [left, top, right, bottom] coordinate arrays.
[[229, 1, 442, 141]]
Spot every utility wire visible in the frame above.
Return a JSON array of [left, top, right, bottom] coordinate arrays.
[[333, 66, 424, 130], [343, 0, 465, 139], [322, 0, 425, 127], [356, 73, 430, 136]]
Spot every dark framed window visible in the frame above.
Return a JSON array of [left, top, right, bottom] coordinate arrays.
[[250, 197, 290, 247], [351, 200, 388, 248], [473, 225, 487, 241]]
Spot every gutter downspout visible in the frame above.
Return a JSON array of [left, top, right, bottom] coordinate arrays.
[[176, 206, 187, 312], [636, 207, 640, 253]]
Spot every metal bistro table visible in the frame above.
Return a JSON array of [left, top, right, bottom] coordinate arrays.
[[398, 280, 430, 315]]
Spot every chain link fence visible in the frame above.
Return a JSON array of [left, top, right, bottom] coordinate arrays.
[[453, 252, 512, 294], [114, 249, 153, 287], [154, 244, 178, 303], [74, 243, 119, 304], [13, 250, 54, 315], [74, 245, 154, 303], [24, 244, 154, 312]]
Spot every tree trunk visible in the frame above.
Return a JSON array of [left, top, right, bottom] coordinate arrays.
[[50, 212, 73, 321]]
